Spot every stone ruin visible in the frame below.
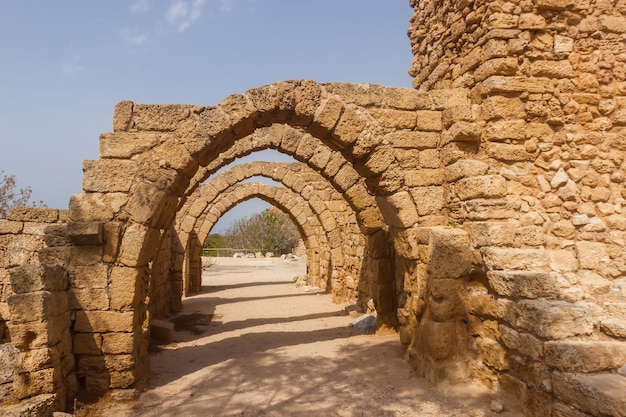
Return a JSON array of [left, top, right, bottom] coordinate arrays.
[[1, 1, 625, 416]]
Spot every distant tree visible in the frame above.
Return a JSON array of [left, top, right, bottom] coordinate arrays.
[[204, 233, 225, 249], [224, 208, 300, 254], [0, 171, 38, 218]]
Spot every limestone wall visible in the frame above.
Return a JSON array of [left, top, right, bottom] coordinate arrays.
[[0, 207, 75, 412], [407, 0, 626, 415]]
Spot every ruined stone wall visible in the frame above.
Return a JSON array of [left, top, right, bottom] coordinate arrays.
[[407, 1, 626, 415], [0, 208, 75, 412]]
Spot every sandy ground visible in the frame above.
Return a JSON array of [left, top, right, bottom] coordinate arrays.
[[78, 257, 522, 417]]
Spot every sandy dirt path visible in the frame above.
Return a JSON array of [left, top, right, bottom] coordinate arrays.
[[79, 257, 522, 417]]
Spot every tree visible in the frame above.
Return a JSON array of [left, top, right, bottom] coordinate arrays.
[[224, 207, 300, 254], [0, 171, 35, 218]]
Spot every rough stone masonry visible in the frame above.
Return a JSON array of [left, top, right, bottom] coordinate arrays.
[[0, 1, 625, 416]]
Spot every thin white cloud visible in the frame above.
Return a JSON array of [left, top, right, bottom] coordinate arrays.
[[61, 55, 85, 76], [131, 0, 152, 13], [119, 28, 149, 47], [219, 0, 236, 12], [166, 0, 207, 32]]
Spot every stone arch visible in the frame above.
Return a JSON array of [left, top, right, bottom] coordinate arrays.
[[68, 80, 435, 393], [173, 161, 365, 305]]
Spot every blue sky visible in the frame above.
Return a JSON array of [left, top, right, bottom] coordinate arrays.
[[0, 0, 413, 232]]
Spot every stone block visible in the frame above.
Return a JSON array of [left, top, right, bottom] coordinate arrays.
[[411, 187, 445, 216], [66, 221, 103, 245], [0, 343, 19, 384], [376, 192, 419, 228], [8, 291, 68, 323], [552, 372, 626, 417], [487, 271, 559, 299], [385, 131, 439, 149], [600, 318, 626, 338], [428, 279, 467, 321], [419, 319, 456, 360], [150, 319, 175, 341], [416, 110, 442, 131], [485, 119, 527, 142], [482, 76, 554, 94], [369, 108, 416, 129], [486, 143, 535, 161], [446, 121, 481, 143], [110, 267, 144, 311], [481, 96, 524, 120], [516, 300, 593, 339], [102, 332, 136, 354], [455, 175, 507, 200], [470, 337, 508, 370], [427, 227, 471, 280], [445, 159, 489, 181], [18, 348, 60, 373], [131, 104, 192, 132], [68, 288, 109, 310], [481, 247, 549, 271], [13, 368, 56, 399], [499, 325, 544, 361], [117, 223, 161, 267], [8, 313, 69, 349], [74, 311, 135, 333], [465, 222, 516, 247], [0, 220, 23, 234], [99, 132, 160, 159], [530, 60, 575, 78], [332, 105, 367, 147], [9, 264, 67, 294], [545, 341, 626, 373], [73, 264, 108, 289], [82, 159, 137, 193], [7, 207, 59, 223], [73, 333, 103, 355], [575, 241, 608, 269], [383, 87, 432, 110], [69, 192, 128, 222]]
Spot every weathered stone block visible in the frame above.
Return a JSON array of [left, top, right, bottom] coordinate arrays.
[[369, 108, 416, 129], [117, 223, 161, 267], [445, 160, 489, 181], [446, 122, 481, 143], [487, 271, 559, 299], [74, 311, 135, 333], [9, 264, 67, 294], [82, 160, 137, 193], [110, 267, 144, 311], [73, 333, 103, 355], [499, 325, 544, 361], [428, 279, 467, 321], [73, 264, 108, 289], [66, 221, 103, 246], [68, 288, 109, 310], [516, 300, 592, 339], [411, 186, 445, 216], [8, 313, 69, 349], [552, 372, 626, 417], [465, 222, 516, 247], [102, 333, 136, 354], [150, 319, 175, 341], [0, 220, 23, 234], [69, 193, 128, 222], [545, 341, 626, 373], [416, 111, 442, 131], [575, 241, 608, 269], [99, 132, 159, 159], [470, 337, 508, 370], [486, 143, 535, 161], [427, 228, 471, 280], [481, 247, 549, 271], [385, 131, 440, 149], [376, 192, 419, 228], [482, 76, 554, 94], [455, 175, 507, 200], [8, 291, 68, 323], [332, 105, 367, 147], [13, 368, 56, 399]]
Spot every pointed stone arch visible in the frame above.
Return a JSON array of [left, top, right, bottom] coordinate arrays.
[[173, 161, 365, 306]]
